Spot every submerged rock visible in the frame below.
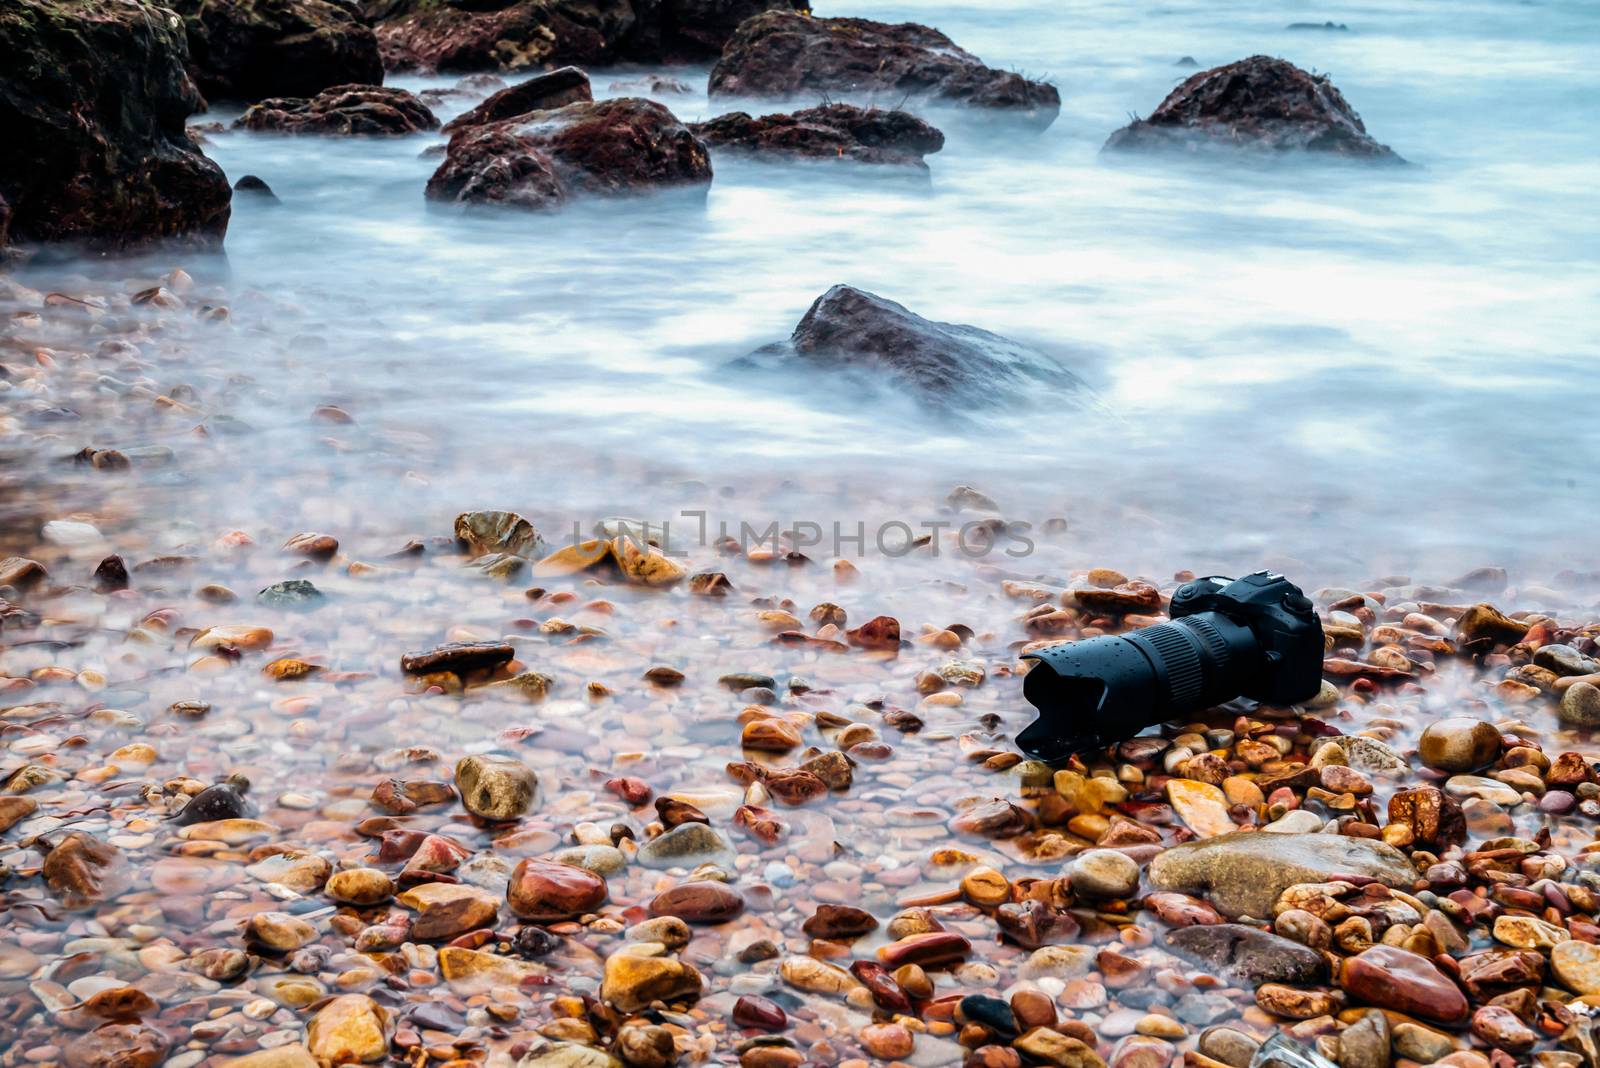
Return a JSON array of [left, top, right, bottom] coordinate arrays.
[[234, 175, 280, 202], [173, 776, 258, 825], [168, 0, 382, 102], [735, 285, 1087, 408], [42, 832, 132, 908], [1104, 55, 1401, 160], [690, 104, 945, 171], [709, 12, 1060, 130], [235, 85, 439, 135], [1166, 924, 1328, 985], [1147, 831, 1416, 918], [427, 98, 712, 212], [441, 67, 593, 133], [0, 0, 231, 251]]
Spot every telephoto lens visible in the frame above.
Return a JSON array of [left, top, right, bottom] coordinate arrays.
[[1015, 571, 1325, 763]]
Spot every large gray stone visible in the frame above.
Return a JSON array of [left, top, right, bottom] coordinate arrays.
[[1147, 831, 1416, 919]]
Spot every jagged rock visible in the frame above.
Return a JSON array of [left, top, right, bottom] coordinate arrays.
[[1104, 55, 1401, 160], [427, 98, 711, 212], [168, 0, 382, 102], [235, 85, 438, 135], [441, 67, 592, 133], [735, 285, 1087, 408], [0, 0, 231, 251], [690, 104, 944, 171], [709, 12, 1059, 130]]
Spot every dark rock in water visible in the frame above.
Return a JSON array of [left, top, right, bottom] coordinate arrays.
[[0, 0, 231, 252], [1166, 923, 1329, 985], [372, 0, 794, 72], [94, 555, 130, 592], [425, 128, 567, 210], [234, 175, 280, 202], [258, 579, 324, 607], [959, 994, 1018, 1040], [168, 0, 382, 102], [441, 67, 593, 133], [173, 776, 258, 825], [427, 98, 712, 212], [690, 104, 945, 171], [1104, 55, 1401, 160], [708, 12, 1060, 131], [1176, 55, 1198, 67], [736, 286, 1086, 408], [1288, 21, 1350, 31], [401, 640, 515, 674], [235, 85, 438, 135]]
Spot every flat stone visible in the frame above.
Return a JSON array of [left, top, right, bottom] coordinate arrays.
[[1553, 940, 1600, 994], [1164, 779, 1235, 838], [397, 881, 499, 940], [221, 1048, 318, 1068], [1147, 831, 1416, 919], [402, 641, 515, 675], [1166, 924, 1327, 985]]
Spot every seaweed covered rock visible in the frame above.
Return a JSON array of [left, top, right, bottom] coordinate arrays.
[[373, 0, 796, 72], [1104, 55, 1401, 160], [0, 0, 231, 251], [691, 104, 945, 171], [170, 0, 383, 102], [736, 285, 1085, 408], [427, 97, 712, 211], [708, 12, 1060, 130], [236, 85, 439, 135], [441, 67, 593, 133]]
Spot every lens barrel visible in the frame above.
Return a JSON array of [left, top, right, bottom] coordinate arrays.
[[1016, 611, 1262, 762]]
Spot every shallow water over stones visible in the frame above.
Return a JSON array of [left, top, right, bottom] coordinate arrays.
[[4, 0, 1600, 1066]]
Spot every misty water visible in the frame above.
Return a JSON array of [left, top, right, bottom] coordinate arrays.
[[12, 0, 1600, 588]]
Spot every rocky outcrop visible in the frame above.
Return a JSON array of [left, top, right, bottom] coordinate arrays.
[[708, 12, 1060, 130], [236, 85, 439, 134], [1104, 55, 1401, 160], [441, 67, 592, 133], [691, 104, 944, 171], [374, 0, 796, 72], [735, 286, 1084, 408], [427, 98, 712, 211], [169, 0, 382, 103], [0, 0, 231, 251], [376, 0, 633, 73]]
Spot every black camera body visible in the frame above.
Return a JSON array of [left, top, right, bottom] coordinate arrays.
[[1016, 571, 1325, 763]]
